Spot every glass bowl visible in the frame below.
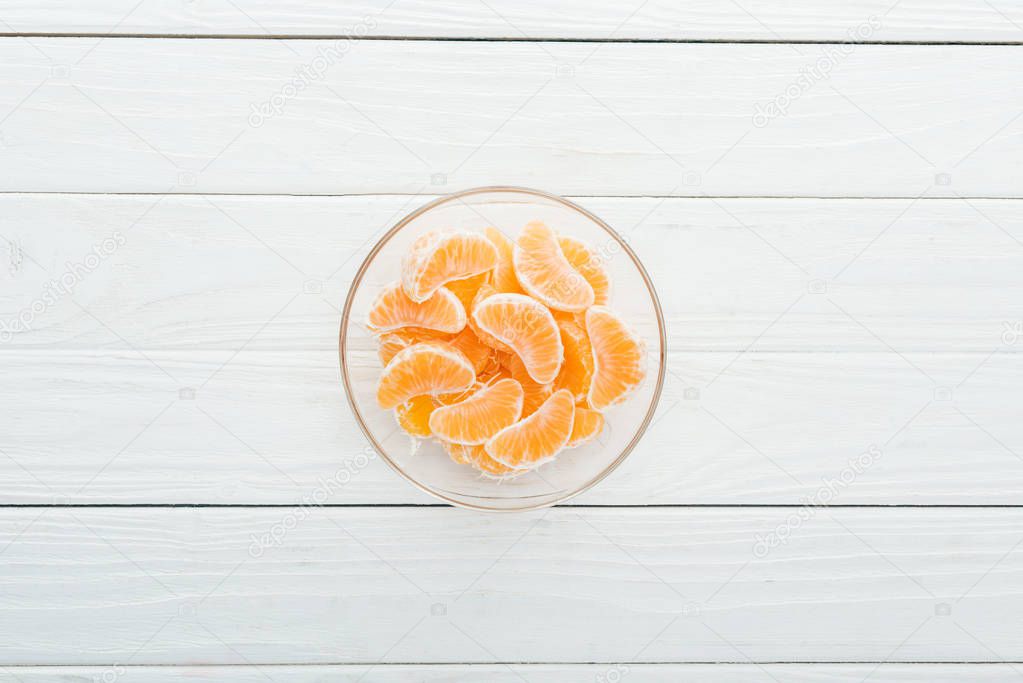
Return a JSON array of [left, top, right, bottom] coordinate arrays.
[[339, 187, 666, 511]]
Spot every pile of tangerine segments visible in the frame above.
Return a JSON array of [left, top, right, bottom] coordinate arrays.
[[368, 220, 646, 479]]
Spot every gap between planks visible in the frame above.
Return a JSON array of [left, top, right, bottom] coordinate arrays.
[[3, 660, 1023, 666], [2, 504, 1023, 509], [2, 34, 1023, 46], [1, 191, 1022, 200]]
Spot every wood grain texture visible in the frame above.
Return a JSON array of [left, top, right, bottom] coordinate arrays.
[[2, 664, 1022, 682], [2, 7, 1018, 679], [0, 40, 1020, 196], [2, 194, 1021, 505], [2, 1, 1022, 42], [3, 194, 1021, 352], [6, 347, 1023, 505], [0, 508, 1020, 664]]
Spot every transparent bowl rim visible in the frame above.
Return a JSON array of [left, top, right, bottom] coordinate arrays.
[[338, 186, 667, 512]]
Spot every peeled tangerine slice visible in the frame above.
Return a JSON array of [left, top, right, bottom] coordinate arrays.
[[401, 231, 498, 303], [467, 283, 513, 354], [395, 395, 436, 438], [377, 328, 448, 366], [567, 407, 604, 448], [429, 378, 524, 445], [498, 352, 553, 417], [484, 227, 523, 294], [446, 326, 494, 374], [472, 292, 563, 385], [558, 235, 611, 306], [585, 306, 646, 411], [513, 221, 594, 312], [367, 281, 466, 334], [443, 440, 475, 465], [376, 342, 475, 409], [553, 316, 594, 403], [443, 441, 523, 479], [444, 271, 490, 312], [485, 389, 575, 470]]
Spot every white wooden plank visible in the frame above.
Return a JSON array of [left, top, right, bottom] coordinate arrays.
[[0, 40, 1020, 196], [2, 194, 1021, 505], [3, 194, 1021, 353], [1, 1, 1022, 42], [1, 663, 1020, 682], [5, 344, 1022, 504], [5, 348, 1021, 504], [0, 508, 1020, 663]]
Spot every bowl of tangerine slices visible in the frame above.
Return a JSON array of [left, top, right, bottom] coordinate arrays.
[[340, 187, 665, 511]]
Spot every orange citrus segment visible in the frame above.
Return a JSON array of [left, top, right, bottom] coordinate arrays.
[[484, 226, 523, 294], [394, 395, 436, 438], [435, 383, 482, 406], [585, 306, 646, 410], [566, 407, 604, 448], [472, 449, 525, 478], [446, 326, 494, 374], [376, 328, 449, 366], [377, 334, 408, 366], [376, 342, 475, 409], [444, 271, 490, 311], [367, 281, 466, 334], [428, 378, 524, 445], [513, 221, 594, 312], [476, 354, 505, 384], [550, 309, 583, 326], [442, 441, 524, 478], [553, 316, 594, 402], [499, 352, 553, 417], [472, 292, 563, 384], [401, 231, 498, 303], [442, 440, 476, 465], [485, 389, 575, 469], [558, 235, 611, 306], [467, 283, 514, 354]]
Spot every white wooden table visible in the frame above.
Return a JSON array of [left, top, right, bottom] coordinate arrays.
[[1, 2, 1022, 680]]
